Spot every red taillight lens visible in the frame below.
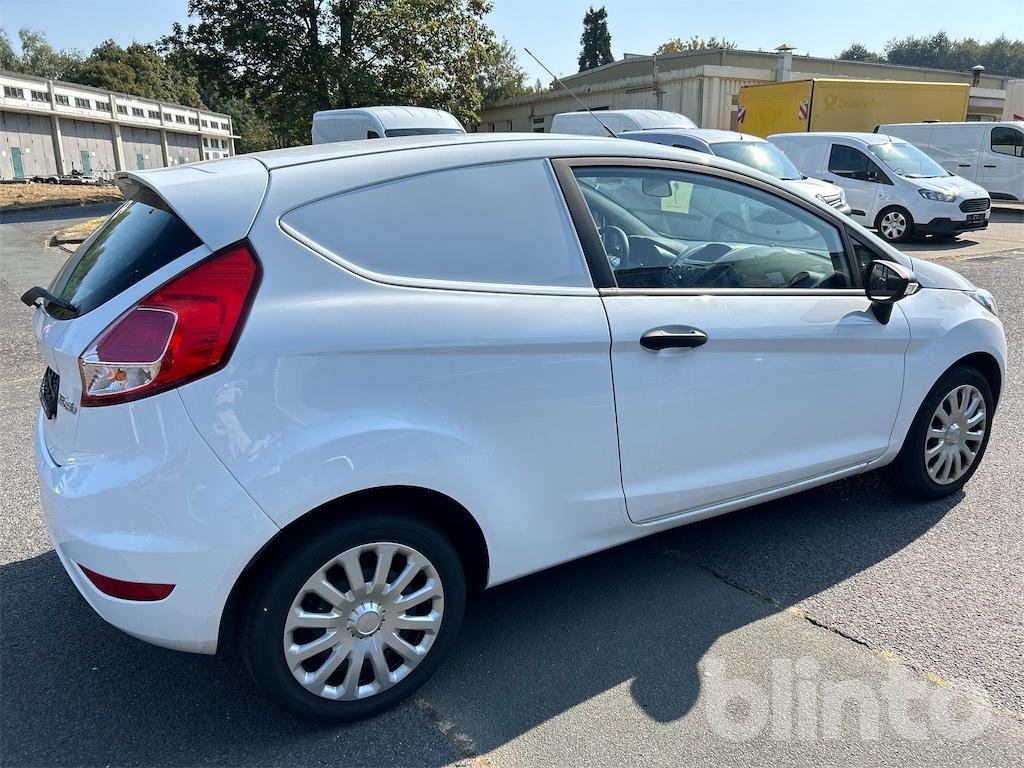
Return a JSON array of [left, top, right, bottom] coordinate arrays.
[[79, 564, 175, 601], [80, 242, 260, 406]]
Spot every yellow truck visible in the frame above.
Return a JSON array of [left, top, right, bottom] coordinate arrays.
[[737, 79, 970, 138]]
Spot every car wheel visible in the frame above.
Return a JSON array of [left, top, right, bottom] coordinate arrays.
[[887, 366, 993, 500], [876, 207, 914, 243], [242, 510, 466, 722]]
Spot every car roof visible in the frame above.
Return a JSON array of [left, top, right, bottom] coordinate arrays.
[[770, 131, 905, 146], [246, 131, 732, 171]]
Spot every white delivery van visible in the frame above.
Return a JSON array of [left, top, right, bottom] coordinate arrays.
[[311, 106, 464, 144], [620, 128, 852, 215], [550, 109, 696, 137], [769, 132, 991, 242], [877, 121, 1024, 202]]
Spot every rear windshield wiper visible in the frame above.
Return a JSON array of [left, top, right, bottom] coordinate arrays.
[[20, 287, 79, 317]]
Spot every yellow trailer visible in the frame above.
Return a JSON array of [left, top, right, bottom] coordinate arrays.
[[737, 79, 970, 138]]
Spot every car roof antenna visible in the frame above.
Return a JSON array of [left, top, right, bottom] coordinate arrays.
[[523, 47, 617, 139]]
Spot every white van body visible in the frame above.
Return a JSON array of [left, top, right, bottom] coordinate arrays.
[[550, 109, 696, 137], [311, 106, 464, 144], [770, 132, 991, 242], [877, 122, 1024, 202]]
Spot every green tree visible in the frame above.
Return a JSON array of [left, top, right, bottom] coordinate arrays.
[[656, 36, 736, 55], [0, 27, 83, 79], [162, 0, 497, 149], [77, 41, 204, 107], [476, 39, 528, 105], [578, 6, 613, 71], [882, 31, 1024, 77], [836, 43, 882, 62]]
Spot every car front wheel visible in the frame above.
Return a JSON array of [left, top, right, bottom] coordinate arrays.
[[242, 510, 466, 722], [887, 366, 993, 499], [876, 207, 914, 243]]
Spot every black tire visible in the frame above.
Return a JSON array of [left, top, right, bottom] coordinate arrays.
[[242, 509, 466, 722], [875, 206, 915, 243], [886, 366, 994, 500]]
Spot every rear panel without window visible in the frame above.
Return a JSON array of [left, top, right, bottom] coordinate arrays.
[[280, 159, 591, 290]]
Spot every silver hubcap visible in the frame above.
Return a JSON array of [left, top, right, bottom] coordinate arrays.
[[924, 384, 986, 485], [880, 211, 907, 240], [283, 542, 444, 700]]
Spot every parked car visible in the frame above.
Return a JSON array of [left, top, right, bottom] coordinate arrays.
[[26, 133, 1005, 723], [769, 132, 991, 242], [550, 108, 695, 136], [877, 121, 1024, 203], [311, 106, 464, 143], [619, 128, 852, 215]]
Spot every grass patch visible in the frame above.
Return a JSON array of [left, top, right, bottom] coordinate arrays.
[[0, 183, 122, 212]]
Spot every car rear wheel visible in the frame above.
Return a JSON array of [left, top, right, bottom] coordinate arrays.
[[242, 510, 466, 722], [876, 206, 914, 243], [887, 366, 993, 499]]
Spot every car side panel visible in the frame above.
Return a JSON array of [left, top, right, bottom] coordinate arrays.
[[871, 289, 1007, 467], [177, 224, 628, 587]]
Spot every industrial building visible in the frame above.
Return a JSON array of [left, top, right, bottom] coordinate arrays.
[[0, 70, 237, 180], [476, 47, 1023, 133]]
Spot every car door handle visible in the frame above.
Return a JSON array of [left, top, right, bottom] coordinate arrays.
[[983, 164, 997, 168], [640, 326, 708, 351], [958, 163, 972, 167]]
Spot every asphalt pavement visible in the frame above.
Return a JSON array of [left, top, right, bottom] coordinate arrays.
[[1, 204, 1022, 767]]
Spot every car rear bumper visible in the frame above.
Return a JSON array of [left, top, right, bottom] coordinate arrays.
[[34, 393, 279, 654], [918, 216, 989, 236]]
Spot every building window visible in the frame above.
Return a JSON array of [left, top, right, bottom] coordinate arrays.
[[148, 110, 160, 119], [175, 115, 186, 124], [95, 101, 110, 111], [55, 94, 70, 106], [3, 86, 26, 98], [132, 107, 145, 117], [75, 97, 91, 108], [188, 117, 199, 126], [532, 116, 545, 133], [221, 122, 230, 130], [200, 119, 208, 127], [30, 90, 48, 102], [116, 104, 128, 115]]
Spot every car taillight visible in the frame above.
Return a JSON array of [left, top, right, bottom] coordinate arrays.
[[80, 242, 260, 406]]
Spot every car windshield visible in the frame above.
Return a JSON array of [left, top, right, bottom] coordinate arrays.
[[712, 141, 803, 181], [871, 142, 948, 178]]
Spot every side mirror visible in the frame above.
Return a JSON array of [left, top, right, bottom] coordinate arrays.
[[865, 259, 917, 323]]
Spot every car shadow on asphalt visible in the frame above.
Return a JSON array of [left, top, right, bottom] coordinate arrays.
[[1, 472, 959, 766]]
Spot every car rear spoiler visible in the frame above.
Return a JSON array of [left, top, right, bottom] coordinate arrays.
[[115, 157, 270, 252]]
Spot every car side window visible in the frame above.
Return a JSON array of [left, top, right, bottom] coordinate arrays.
[[991, 126, 1024, 158], [281, 159, 591, 289], [851, 236, 883, 284], [828, 145, 888, 183], [571, 166, 852, 291]]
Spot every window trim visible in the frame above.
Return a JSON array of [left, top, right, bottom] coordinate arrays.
[[552, 155, 864, 295]]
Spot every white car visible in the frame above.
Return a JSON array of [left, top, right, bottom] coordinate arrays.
[[877, 121, 1024, 203], [617, 128, 852, 215], [26, 133, 1005, 722], [311, 106, 464, 144], [550, 108, 696, 136], [769, 132, 992, 243]]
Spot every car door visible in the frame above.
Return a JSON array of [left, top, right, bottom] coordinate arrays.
[[823, 143, 890, 225], [556, 159, 910, 524], [981, 125, 1024, 200]]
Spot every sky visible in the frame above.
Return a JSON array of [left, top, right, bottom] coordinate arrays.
[[1, 0, 1020, 83]]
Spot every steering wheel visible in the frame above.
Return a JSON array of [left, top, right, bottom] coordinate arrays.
[[710, 212, 745, 243], [598, 226, 630, 268]]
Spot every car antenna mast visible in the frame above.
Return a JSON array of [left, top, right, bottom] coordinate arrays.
[[523, 48, 617, 139]]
